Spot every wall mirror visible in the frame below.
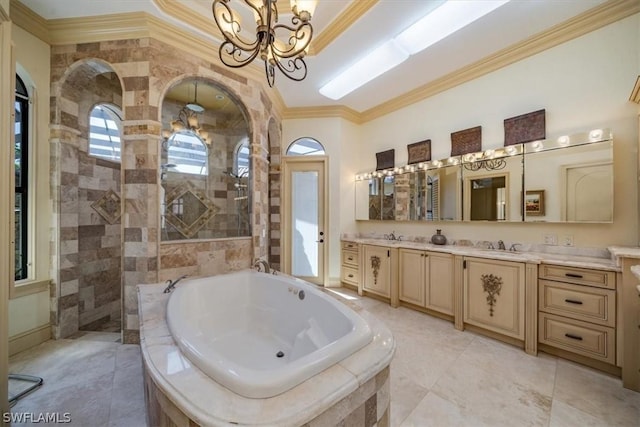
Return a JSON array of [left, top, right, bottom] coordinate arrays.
[[354, 128, 612, 224], [462, 152, 523, 221], [363, 176, 395, 220], [524, 138, 613, 223], [160, 78, 251, 240]]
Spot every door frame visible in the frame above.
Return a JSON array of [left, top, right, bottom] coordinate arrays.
[[1, 6, 13, 418], [281, 156, 328, 286]]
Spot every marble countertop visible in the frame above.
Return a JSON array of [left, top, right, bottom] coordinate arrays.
[[343, 238, 620, 271], [137, 280, 395, 427]]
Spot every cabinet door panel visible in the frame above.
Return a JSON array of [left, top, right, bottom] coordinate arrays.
[[464, 257, 525, 339], [362, 245, 391, 298], [427, 252, 454, 315], [399, 249, 425, 306]]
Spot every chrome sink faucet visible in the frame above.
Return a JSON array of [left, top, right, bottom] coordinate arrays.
[[253, 259, 271, 273], [509, 243, 522, 252], [384, 231, 402, 241], [497, 240, 506, 250], [163, 275, 189, 293]]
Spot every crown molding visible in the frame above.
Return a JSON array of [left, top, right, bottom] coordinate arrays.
[[9, 0, 48, 42], [283, 105, 362, 124], [630, 76, 640, 104], [308, 0, 378, 56], [12, 5, 283, 118], [360, 0, 640, 123], [152, 0, 224, 42]]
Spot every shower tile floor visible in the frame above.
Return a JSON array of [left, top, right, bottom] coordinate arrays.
[[8, 289, 640, 426]]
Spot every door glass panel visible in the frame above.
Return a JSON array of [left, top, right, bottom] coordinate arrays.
[[292, 171, 318, 277]]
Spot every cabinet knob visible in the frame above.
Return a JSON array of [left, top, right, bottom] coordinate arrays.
[[348, 274, 354, 278]]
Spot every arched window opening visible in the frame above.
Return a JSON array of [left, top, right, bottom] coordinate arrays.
[[234, 139, 250, 178], [166, 131, 209, 176], [286, 137, 325, 156], [89, 104, 122, 161], [15, 75, 29, 280]]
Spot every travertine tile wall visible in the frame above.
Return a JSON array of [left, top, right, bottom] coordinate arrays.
[[268, 119, 282, 271], [49, 63, 123, 338], [50, 38, 276, 343]]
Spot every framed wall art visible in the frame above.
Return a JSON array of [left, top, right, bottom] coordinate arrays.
[[525, 190, 545, 216], [451, 126, 482, 156], [504, 109, 546, 146], [407, 139, 431, 164], [376, 149, 395, 170]]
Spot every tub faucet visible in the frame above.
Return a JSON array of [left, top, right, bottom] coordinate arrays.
[[253, 259, 271, 273], [497, 240, 506, 250], [163, 275, 189, 293]]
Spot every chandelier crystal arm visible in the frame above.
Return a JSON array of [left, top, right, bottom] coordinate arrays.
[[271, 21, 312, 59], [212, 0, 314, 86], [213, 0, 261, 52]]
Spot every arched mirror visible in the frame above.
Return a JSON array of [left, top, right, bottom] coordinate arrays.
[[160, 78, 251, 240]]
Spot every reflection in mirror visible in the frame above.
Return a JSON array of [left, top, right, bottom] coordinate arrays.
[[355, 179, 369, 220], [463, 154, 523, 221], [365, 177, 395, 220], [402, 167, 463, 221], [524, 140, 613, 222], [160, 78, 251, 240]]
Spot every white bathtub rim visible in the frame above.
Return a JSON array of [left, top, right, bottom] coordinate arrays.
[[166, 270, 373, 398], [138, 280, 395, 427]]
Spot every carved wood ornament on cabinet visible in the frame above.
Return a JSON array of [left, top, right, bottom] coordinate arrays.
[[371, 256, 381, 285], [481, 273, 503, 316]]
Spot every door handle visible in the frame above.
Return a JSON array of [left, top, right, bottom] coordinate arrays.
[[316, 239, 324, 243]]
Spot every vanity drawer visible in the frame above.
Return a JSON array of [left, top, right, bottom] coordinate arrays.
[[539, 264, 615, 290], [539, 313, 615, 364], [342, 249, 359, 267], [539, 280, 615, 327], [342, 241, 358, 250], [341, 266, 359, 286]]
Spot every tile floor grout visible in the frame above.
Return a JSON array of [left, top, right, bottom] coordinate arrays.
[[8, 290, 640, 426]]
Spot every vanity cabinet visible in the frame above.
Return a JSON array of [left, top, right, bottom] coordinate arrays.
[[399, 249, 454, 315], [340, 241, 360, 289], [538, 264, 617, 365], [362, 244, 394, 299], [463, 257, 525, 340]]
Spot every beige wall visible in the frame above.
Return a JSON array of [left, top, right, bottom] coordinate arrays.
[[351, 14, 639, 249], [9, 24, 51, 340]]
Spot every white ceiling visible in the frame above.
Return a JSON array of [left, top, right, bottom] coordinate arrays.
[[18, 0, 608, 113]]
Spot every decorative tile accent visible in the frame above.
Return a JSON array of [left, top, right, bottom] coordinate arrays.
[[164, 181, 220, 238], [91, 189, 122, 225]]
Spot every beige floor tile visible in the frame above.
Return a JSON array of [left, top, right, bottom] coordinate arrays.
[[553, 359, 640, 427], [549, 400, 611, 427]]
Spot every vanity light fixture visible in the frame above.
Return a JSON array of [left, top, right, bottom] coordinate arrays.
[[589, 129, 604, 141], [212, 0, 316, 87], [557, 135, 570, 146]]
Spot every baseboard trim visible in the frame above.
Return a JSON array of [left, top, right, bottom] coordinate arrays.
[[9, 324, 51, 356]]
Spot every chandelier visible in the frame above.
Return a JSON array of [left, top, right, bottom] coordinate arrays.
[[162, 82, 211, 146], [212, 0, 315, 87]]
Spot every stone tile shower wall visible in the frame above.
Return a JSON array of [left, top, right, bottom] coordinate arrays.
[[49, 64, 123, 338], [50, 38, 275, 343], [161, 99, 250, 240]]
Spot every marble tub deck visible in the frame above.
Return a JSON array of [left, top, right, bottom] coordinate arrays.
[[7, 288, 640, 426]]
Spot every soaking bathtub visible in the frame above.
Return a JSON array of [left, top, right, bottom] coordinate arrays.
[[166, 270, 373, 398]]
